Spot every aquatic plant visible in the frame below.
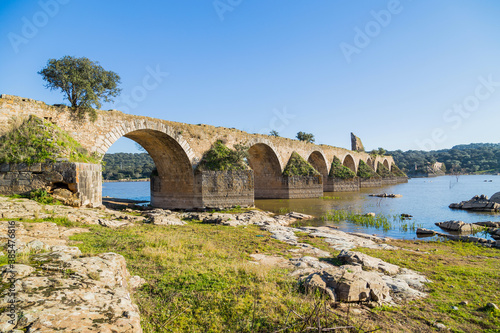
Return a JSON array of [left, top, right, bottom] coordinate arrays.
[[322, 210, 422, 232]]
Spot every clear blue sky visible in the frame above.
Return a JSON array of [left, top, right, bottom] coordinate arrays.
[[1, 0, 500, 153]]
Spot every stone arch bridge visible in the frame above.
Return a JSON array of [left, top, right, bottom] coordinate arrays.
[[0, 95, 403, 209]]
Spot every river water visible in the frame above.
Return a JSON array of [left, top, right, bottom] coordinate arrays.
[[102, 175, 500, 240]]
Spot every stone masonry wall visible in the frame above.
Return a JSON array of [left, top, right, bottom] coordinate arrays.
[[282, 175, 323, 199], [325, 178, 360, 192], [0, 162, 101, 207], [194, 170, 254, 209]]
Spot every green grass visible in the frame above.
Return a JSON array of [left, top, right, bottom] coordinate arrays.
[[321, 210, 423, 232], [1, 216, 79, 228]]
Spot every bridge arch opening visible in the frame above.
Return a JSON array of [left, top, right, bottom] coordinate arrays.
[[366, 157, 374, 170], [307, 151, 328, 191], [247, 143, 282, 199], [342, 154, 356, 173], [101, 129, 195, 209], [383, 159, 390, 171]]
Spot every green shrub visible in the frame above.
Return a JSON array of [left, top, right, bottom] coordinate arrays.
[[357, 160, 379, 179], [27, 189, 60, 205], [329, 156, 356, 179], [376, 162, 392, 178], [390, 163, 407, 177], [196, 140, 248, 171], [283, 152, 319, 176], [0, 115, 99, 165]]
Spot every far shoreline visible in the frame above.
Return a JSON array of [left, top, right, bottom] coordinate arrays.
[[103, 178, 150, 183]]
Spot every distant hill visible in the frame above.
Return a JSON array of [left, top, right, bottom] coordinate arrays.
[[388, 143, 500, 176], [451, 143, 500, 150]]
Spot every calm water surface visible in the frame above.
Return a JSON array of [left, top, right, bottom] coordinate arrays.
[[102, 175, 500, 239]]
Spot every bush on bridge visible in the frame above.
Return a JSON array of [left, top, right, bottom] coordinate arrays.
[[390, 163, 407, 177], [376, 162, 392, 178], [283, 152, 319, 177], [196, 140, 249, 171], [0, 115, 99, 165], [357, 160, 379, 179], [329, 156, 356, 179]]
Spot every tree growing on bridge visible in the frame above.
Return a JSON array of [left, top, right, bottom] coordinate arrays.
[[38, 56, 121, 121], [269, 130, 280, 137], [296, 131, 315, 143]]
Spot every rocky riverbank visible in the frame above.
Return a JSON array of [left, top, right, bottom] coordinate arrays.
[[1, 196, 499, 332]]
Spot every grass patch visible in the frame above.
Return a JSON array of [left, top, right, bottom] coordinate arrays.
[[322, 210, 423, 232], [207, 205, 258, 214], [1, 216, 80, 228], [0, 115, 100, 164]]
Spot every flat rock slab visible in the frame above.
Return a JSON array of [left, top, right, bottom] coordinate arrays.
[[0, 247, 143, 332]]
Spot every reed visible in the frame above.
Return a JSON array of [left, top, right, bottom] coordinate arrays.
[[321, 210, 422, 232]]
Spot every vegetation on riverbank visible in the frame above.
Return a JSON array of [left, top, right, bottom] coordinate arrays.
[[0, 115, 99, 164], [321, 210, 423, 232], [65, 216, 500, 332], [1, 203, 499, 332]]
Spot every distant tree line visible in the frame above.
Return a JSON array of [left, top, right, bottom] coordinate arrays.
[[102, 153, 154, 180], [102, 143, 500, 180], [388, 143, 500, 175]]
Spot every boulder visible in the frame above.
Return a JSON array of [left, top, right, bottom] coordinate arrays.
[[144, 209, 186, 226], [303, 266, 391, 303], [416, 228, 436, 235], [98, 218, 134, 228], [51, 188, 80, 207], [449, 194, 500, 212], [337, 250, 400, 275], [435, 220, 481, 233]]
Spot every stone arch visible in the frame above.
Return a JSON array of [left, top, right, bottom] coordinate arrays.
[[383, 158, 391, 171], [247, 142, 283, 199], [307, 151, 328, 191], [96, 120, 196, 209], [366, 157, 376, 172], [342, 154, 357, 173]]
